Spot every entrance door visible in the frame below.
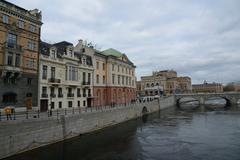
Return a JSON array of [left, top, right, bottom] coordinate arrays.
[[40, 100, 48, 112], [87, 98, 91, 107]]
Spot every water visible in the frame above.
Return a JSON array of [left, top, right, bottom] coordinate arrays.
[[5, 105, 240, 160]]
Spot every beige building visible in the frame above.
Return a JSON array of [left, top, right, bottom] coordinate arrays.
[[39, 41, 94, 111], [74, 40, 136, 107], [0, 0, 42, 109], [137, 70, 192, 97], [192, 81, 223, 93]]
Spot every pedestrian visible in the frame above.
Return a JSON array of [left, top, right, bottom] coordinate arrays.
[[4, 106, 12, 120]]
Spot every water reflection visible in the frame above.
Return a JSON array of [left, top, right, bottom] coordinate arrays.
[[4, 105, 240, 160]]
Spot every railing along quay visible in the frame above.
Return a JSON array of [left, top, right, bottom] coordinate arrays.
[[0, 99, 158, 122]]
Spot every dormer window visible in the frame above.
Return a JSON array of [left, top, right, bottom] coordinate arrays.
[[69, 49, 73, 57], [82, 57, 86, 65], [51, 50, 56, 59]]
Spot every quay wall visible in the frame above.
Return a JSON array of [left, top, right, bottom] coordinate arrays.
[[0, 96, 175, 159]]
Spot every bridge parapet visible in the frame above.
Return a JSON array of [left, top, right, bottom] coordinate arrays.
[[175, 92, 240, 106]]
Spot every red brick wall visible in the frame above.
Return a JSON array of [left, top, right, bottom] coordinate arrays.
[[93, 86, 136, 107]]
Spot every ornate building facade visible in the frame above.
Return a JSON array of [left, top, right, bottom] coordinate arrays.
[[0, 0, 42, 109], [137, 70, 192, 97], [39, 41, 93, 111], [74, 40, 136, 107]]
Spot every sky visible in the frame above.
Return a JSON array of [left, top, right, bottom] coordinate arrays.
[[11, 0, 240, 84]]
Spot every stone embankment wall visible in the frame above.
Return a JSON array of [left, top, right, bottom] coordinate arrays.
[[0, 96, 175, 159]]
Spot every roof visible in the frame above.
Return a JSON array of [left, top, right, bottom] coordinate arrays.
[[40, 41, 51, 56], [101, 48, 123, 58], [53, 41, 73, 47]]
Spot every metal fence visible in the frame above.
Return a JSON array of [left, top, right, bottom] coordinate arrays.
[[0, 99, 158, 122]]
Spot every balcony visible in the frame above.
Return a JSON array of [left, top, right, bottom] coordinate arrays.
[[82, 81, 90, 85], [4, 42, 23, 52], [67, 93, 74, 98], [58, 93, 63, 98], [48, 78, 61, 84], [50, 93, 56, 98], [77, 93, 81, 97], [83, 93, 87, 97], [41, 93, 48, 98]]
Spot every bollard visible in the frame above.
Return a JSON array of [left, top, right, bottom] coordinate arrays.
[[13, 109, 16, 120], [37, 110, 40, 118]]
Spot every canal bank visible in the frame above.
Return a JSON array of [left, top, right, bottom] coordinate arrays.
[[0, 96, 175, 159]]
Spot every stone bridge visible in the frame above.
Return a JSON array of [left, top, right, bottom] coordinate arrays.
[[175, 92, 240, 107]]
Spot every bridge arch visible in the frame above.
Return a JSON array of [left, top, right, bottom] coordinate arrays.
[[142, 106, 148, 115], [204, 96, 231, 106], [176, 97, 200, 108]]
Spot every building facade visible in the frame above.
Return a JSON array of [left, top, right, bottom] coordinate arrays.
[[39, 41, 93, 111], [192, 81, 223, 93], [137, 70, 192, 97], [74, 40, 136, 107], [0, 0, 42, 109]]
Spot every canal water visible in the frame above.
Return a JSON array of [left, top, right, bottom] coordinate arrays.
[[5, 104, 240, 160]]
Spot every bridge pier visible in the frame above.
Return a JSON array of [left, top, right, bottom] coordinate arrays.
[[199, 97, 205, 105]]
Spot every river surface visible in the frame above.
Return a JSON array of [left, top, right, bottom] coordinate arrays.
[[5, 104, 240, 160]]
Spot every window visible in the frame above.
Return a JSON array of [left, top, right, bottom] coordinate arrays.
[[83, 100, 86, 107], [88, 73, 91, 83], [83, 72, 86, 82], [102, 63, 105, 70], [59, 102, 62, 109], [27, 78, 32, 85], [7, 52, 13, 65], [58, 88, 62, 97], [118, 75, 120, 85], [51, 50, 56, 59], [68, 101, 73, 108], [96, 74, 99, 84], [103, 75, 105, 84], [78, 101, 80, 107], [112, 74, 115, 84], [15, 54, 20, 67], [126, 77, 128, 85], [28, 40, 36, 50], [18, 20, 24, 29], [42, 65, 47, 79], [112, 64, 115, 71], [77, 88, 81, 97], [67, 66, 78, 81], [26, 58, 35, 69], [50, 87, 55, 95], [3, 15, 9, 24], [118, 65, 120, 72], [122, 76, 125, 85], [122, 67, 124, 73], [51, 102, 55, 109], [7, 33, 17, 46], [96, 61, 99, 69], [51, 67, 55, 79], [83, 89, 86, 97], [29, 24, 36, 32], [42, 87, 47, 94]]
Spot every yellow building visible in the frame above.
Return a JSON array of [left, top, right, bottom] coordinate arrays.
[[0, 0, 42, 109], [192, 81, 223, 93], [138, 70, 192, 96]]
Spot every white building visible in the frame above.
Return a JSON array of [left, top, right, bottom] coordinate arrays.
[[39, 41, 93, 111]]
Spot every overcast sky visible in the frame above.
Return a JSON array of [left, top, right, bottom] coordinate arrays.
[[11, 0, 240, 84]]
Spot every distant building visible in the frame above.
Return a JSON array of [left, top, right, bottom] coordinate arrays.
[[224, 82, 240, 92], [137, 70, 192, 97], [192, 81, 223, 93], [39, 41, 94, 111], [0, 0, 42, 109]]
